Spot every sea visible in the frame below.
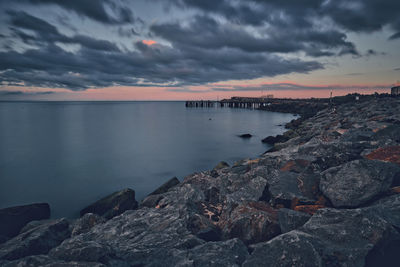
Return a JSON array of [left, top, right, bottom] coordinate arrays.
[[0, 101, 296, 218]]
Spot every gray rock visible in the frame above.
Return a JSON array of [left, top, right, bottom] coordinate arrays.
[[71, 213, 105, 237], [148, 177, 180, 196], [219, 202, 280, 245], [278, 208, 311, 233], [243, 231, 323, 267], [140, 194, 164, 208], [0, 203, 50, 242], [0, 218, 70, 261], [245, 207, 400, 267], [320, 159, 399, 207], [80, 188, 138, 219], [1, 255, 106, 267], [175, 238, 248, 267]]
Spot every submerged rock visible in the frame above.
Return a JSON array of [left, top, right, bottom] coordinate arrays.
[[0, 203, 50, 242], [320, 159, 400, 207], [80, 188, 138, 219], [262, 134, 289, 145]]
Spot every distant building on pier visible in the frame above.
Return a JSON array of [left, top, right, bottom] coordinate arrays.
[[392, 86, 400, 95]]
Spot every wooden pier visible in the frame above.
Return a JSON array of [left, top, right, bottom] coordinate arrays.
[[185, 97, 272, 109]]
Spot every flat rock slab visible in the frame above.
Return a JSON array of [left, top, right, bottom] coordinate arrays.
[[320, 159, 399, 208], [0, 203, 50, 242], [80, 188, 138, 219]]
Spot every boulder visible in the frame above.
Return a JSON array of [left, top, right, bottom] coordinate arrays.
[[80, 188, 138, 219], [71, 213, 106, 237], [148, 177, 180, 196], [262, 134, 289, 144], [244, 207, 400, 267], [244, 230, 323, 267], [219, 202, 280, 245], [0, 203, 50, 242], [213, 161, 229, 170], [278, 208, 311, 233], [140, 194, 164, 208], [0, 218, 70, 261], [320, 159, 399, 207]]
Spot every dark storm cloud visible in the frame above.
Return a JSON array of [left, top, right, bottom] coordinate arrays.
[[1, 1, 398, 91], [7, 11, 120, 51], [0, 11, 323, 90], [19, 0, 135, 24], [167, 0, 400, 40], [151, 15, 358, 57]]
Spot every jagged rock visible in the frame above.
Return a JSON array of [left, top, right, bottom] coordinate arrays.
[[244, 230, 323, 267], [80, 188, 138, 219], [238, 133, 252, 138], [71, 213, 106, 237], [140, 194, 164, 208], [0, 203, 50, 242], [245, 207, 400, 267], [278, 208, 311, 233], [187, 214, 221, 242], [148, 177, 180, 196], [372, 124, 400, 143], [213, 161, 229, 170], [1, 255, 106, 267], [266, 170, 309, 207], [320, 159, 400, 207], [174, 238, 248, 266], [219, 202, 280, 245], [365, 145, 400, 165], [0, 218, 70, 261]]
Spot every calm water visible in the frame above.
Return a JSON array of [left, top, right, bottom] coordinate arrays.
[[0, 101, 295, 218]]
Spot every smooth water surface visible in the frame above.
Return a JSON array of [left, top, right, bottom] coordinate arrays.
[[0, 101, 295, 218]]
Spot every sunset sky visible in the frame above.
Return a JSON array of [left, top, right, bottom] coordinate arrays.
[[0, 0, 399, 100]]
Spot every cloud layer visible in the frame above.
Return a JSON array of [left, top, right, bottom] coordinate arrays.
[[0, 0, 399, 91]]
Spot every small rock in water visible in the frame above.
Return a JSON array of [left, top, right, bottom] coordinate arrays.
[[238, 133, 252, 138]]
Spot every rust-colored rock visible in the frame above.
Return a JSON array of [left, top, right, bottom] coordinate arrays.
[[390, 186, 400, 194], [365, 146, 400, 165], [280, 159, 311, 173], [293, 205, 325, 215]]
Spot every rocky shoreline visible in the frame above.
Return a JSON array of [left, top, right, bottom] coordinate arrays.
[[1, 95, 400, 266]]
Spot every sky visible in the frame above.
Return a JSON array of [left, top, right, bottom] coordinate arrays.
[[0, 0, 399, 100]]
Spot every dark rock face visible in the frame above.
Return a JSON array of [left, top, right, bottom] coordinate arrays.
[[80, 188, 138, 219], [320, 159, 399, 207], [0, 203, 50, 242], [0, 218, 70, 261], [71, 213, 106, 237], [278, 208, 311, 233], [148, 177, 180, 196], [238, 133, 252, 138], [140, 194, 164, 208]]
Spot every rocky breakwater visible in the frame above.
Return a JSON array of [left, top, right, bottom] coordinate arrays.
[[1, 96, 400, 266]]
